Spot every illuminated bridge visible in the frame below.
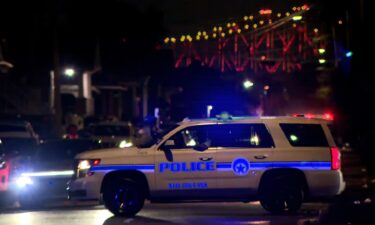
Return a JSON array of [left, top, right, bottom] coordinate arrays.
[[162, 4, 330, 74]]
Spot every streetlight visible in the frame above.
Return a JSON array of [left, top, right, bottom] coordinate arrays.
[[243, 79, 254, 89], [64, 68, 75, 77]]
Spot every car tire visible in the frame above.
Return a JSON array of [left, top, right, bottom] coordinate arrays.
[[103, 178, 144, 217], [260, 176, 304, 214]]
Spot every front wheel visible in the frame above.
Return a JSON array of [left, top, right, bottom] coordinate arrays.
[[260, 178, 304, 214], [103, 179, 144, 217]]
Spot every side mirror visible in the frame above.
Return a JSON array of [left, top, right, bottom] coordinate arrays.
[[164, 139, 175, 147], [161, 139, 175, 162], [193, 143, 208, 152]]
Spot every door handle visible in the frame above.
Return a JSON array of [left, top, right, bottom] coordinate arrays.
[[254, 155, 268, 160], [199, 157, 213, 161]]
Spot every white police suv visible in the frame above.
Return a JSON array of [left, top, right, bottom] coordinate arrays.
[[68, 115, 345, 217]]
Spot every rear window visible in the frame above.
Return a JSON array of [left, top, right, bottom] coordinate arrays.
[[280, 123, 328, 147]]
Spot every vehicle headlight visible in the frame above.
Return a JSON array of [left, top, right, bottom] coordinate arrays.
[[78, 160, 91, 170], [16, 176, 33, 188], [118, 139, 133, 148], [76, 159, 101, 178]]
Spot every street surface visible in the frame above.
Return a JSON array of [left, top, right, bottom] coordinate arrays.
[[0, 201, 325, 225]]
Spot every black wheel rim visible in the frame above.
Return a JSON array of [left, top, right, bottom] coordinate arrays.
[[114, 185, 138, 213]]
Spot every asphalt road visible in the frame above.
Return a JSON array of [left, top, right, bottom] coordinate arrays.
[[0, 201, 325, 225]]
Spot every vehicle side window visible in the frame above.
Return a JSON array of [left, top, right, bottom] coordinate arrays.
[[209, 124, 274, 148], [167, 125, 211, 149], [280, 123, 328, 147]]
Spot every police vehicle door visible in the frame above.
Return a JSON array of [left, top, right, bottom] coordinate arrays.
[[155, 125, 217, 198], [215, 123, 275, 197]]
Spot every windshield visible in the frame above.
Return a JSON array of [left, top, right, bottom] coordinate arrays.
[[0, 137, 38, 156], [136, 124, 179, 148], [35, 140, 102, 161], [0, 125, 27, 133], [91, 125, 130, 136]]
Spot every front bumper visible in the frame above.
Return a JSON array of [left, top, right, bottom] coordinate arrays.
[[67, 173, 104, 200], [13, 177, 71, 200]]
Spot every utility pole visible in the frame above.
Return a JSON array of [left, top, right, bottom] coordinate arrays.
[[53, 26, 62, 136], [142, 76, 151, 118]]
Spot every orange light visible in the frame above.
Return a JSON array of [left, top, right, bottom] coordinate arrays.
[[228, 29, 233, 34], [227, 23, 231, 28], [213, 27, 217, 32], [249, 15, 254, 20], [253, 24, 258, 29], [338, 20, 343, 25], [244, 16, 249, 21], [286, 12, 290, 16], [259, 9, 272, 15], [170, 37, 176, 43], [163, 37, 170, 44], [314, 28, 319, 33], [237, 28, 241, 34], [221, 33, 226, 38], [277, 13, 281, 17], [244, 24, 249, 30], [259, 20, 264, 25], [212, 33, 217, 38]]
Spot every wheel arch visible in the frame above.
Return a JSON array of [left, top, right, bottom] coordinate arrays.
[[258, 168, 309, 196], [101, 170, 150, 198]]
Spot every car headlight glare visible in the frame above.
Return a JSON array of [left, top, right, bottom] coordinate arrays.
[[119, 140, 133, 148], [16, 176, 33, 188], [76, 159, 101, 178], [78, 160, 91, 170]]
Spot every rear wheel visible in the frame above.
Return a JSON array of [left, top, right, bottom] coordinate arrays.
[[260, 177, 304, 214], [103, 178, 144, 217]]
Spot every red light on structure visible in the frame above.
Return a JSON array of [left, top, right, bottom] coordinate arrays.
[[301, 4, 309, 10], [331, 147, 341, 170], [323, 113, 334, 121], [305, 113, 314, 119], [259, 9, 272, 15]]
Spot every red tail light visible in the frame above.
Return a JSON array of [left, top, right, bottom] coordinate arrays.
[[92, 159, 101, 166], [331, 147, 341, 170]]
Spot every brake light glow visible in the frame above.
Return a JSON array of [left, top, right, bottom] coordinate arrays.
[[323, 113, 334, 121], [331, 147, 341, 170], [92, 159, 101, 166]]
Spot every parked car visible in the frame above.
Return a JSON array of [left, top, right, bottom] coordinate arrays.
[[12, 139, 103, 208], [0, 137, 39, 207], [84, 121, 134, 148], [0, 121, 39, 142]]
